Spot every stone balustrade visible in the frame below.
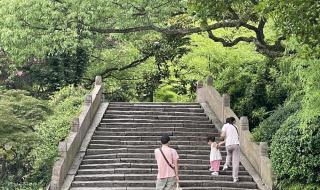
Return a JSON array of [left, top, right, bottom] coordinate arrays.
[[49, 76, 104, 190], [197, 76, 274, 190], [0, 161, 3, 179]]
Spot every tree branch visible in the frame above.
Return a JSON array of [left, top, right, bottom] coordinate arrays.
[[89, 20, 243, 35], [84, 54, 152, 84], [207, 31, 255, 47]]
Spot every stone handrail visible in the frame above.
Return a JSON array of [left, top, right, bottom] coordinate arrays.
[[196, 76, 274, 190], [50, 76, 104, 190]]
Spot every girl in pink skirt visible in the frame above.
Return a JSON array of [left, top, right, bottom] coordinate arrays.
[[207, 135, 222, 176]]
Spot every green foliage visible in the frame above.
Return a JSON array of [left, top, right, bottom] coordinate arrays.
[[265, 0, 320, 47], [0, 86, 87, 189], [29, 85, 87, 184], [252, 98, 301, 145], [0, 89, 49, 188], [271, 114, 320, 188], [19, 47, 89, 97], [270, 57, 320, 189], [0, 89, 50, 138]]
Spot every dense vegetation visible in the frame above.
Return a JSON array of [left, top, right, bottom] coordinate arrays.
[[0, 0, 319, 189]]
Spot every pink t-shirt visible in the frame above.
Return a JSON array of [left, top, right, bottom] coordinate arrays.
[[154, 146, 179, 179]]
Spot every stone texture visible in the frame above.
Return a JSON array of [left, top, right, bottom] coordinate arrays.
[[69, 102, 259, 190]]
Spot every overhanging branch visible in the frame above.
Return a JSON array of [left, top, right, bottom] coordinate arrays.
[[207, 31, 255, 47], [85, 53, 152, 84]]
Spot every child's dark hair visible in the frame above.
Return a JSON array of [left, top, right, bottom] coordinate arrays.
[[207, 135, 215, 142]]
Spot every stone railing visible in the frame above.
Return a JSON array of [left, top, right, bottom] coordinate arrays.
[[49, 76, 104, 190], [197, 76, 274, 190], [0, 161, 4, 179]]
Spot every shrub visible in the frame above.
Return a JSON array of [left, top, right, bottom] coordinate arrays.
[[271, 114, 320, 189], [28, 85, 87, 185], [252, 98, 301, 146]]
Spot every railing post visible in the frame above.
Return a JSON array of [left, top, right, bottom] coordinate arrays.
[[206, 76, 213, 86], [222, 94, 230, 123], [95, 76, 102, 85], [58, 141, 67, 158], [239, 116, 249, 144], [85, 94, 93, 122], [196, 80, 205, 103], [240, 116, 249, 131], [71, 118, 80, 133]]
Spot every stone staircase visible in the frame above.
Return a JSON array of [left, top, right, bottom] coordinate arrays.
[[70, 102, 259, 190]]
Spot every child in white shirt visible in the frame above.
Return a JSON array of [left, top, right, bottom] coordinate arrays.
[[207, 135, 222, 176]]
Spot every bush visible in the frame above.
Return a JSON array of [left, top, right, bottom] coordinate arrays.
[[252, 99, 301, 146], [28, 85, 87, 184], [0, 86, 87, 189], [0, 89, 50, 188], [271, 114, 320, 189]]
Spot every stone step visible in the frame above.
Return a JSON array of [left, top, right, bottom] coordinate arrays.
[[86, 148, 218, 155], [95, 127, 217, 133], [84, 153, 227, 160], [71, 180, 257, 189], [74, 174, 253, 182], [87, 144, 215, 151], [104, 114, 209, 121], [71, 187, 259, 190], [79, 163, 247, 171], [77, 168, 251, 176], [99, 123, 216, 128], [108, 105, 202, 109], [106, 107, 204, 113], [81, 158, 235, 165], [69, 102, 258, 190], [91, 135, 211, 141], [109, 102, 200, 107], [93, 131, 218, 137], [88, 140, 219, 146], [105, 110, 206, 116], [101, 119, 211, 124]]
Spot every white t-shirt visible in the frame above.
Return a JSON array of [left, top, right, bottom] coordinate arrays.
[[221, 123, 240, 146], [210, 142, 222, 161]]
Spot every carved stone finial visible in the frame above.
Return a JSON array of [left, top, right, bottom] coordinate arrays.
[[260, 142, 268, 157], [222, 94, 230, 107], [197, 80, 204, 89], [240, 116, 249, 130], [207, 76, 213, 86], [95, 76, 102, 85]]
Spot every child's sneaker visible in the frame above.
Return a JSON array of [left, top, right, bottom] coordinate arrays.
[[233, 178, 239, 182], [211, 172, 219, 176], [209, 168, 214, 171]]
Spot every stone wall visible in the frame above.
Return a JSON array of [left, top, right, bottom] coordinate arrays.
[[49, 76, 104, 190], [197, 76, 275, 190]]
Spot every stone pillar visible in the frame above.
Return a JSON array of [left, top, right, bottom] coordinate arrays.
[[58, 141, 67, 157], [222, 94, 230, 123], [239, 116, 249, 147], [206, 76, 213, 86], [240, 116, 249, 131], [196, 80, 204, 89], [95, 76, 102, 85], [85, 94, 93, 122], [260, 142, 268, 157], [71, 118, 80, 133], [196, 80, 205, 103]]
